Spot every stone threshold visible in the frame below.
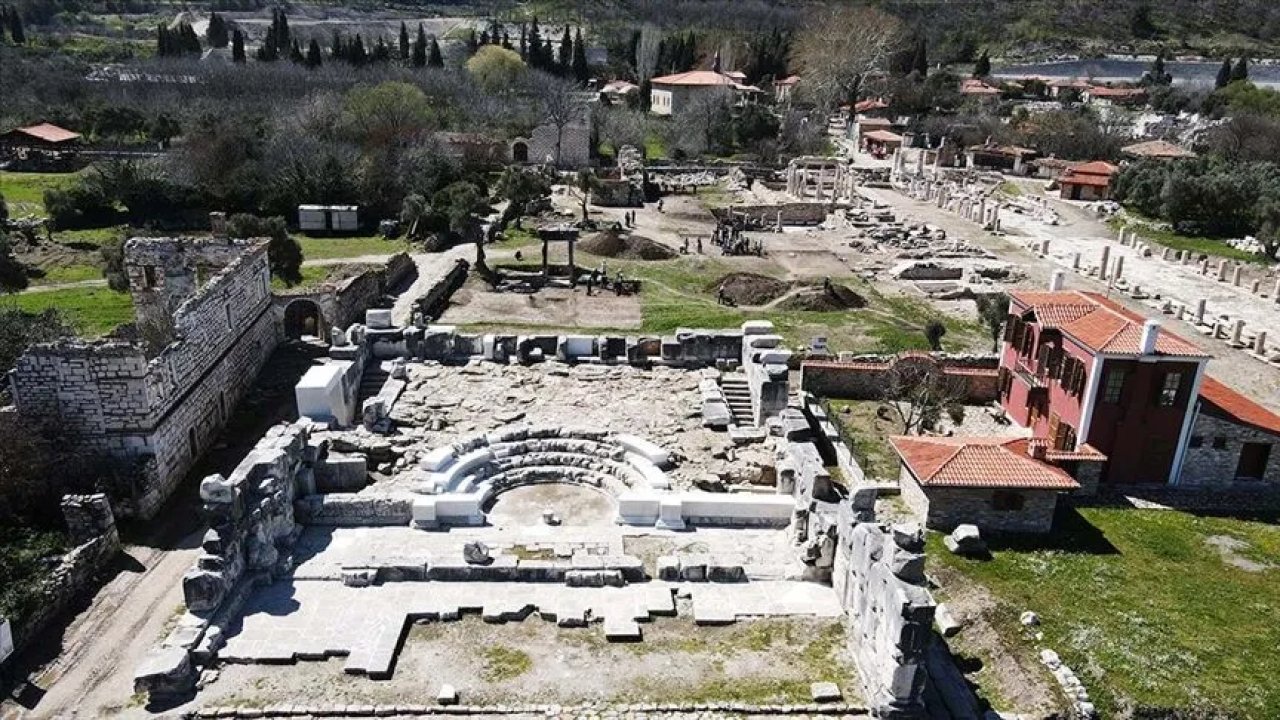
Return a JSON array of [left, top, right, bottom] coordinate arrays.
[[190, 701, 867, 718]]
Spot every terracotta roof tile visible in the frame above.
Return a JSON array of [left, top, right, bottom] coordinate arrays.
[[890, 436, 1081, 490], [1199, 376, 1280, 436], [862, 130, 903, 143], [12, 123, 81, 143], [1010, 290, 1209, 357], [1122, 139, 1196, 158], [651, 70, 739, 87]]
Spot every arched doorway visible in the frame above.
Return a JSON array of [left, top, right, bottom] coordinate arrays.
[[512, 140, 529, 163], [283, 299, 323, 340]]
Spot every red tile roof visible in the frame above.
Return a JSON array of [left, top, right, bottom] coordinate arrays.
[[862, 129, 903, 144], [890, 436, 1081, 490], [10, 123, 81, 143], [854, 98, 888, 112], [1199, 376, 1280, 437], [651, 70, 739, 87], [1069, 161, 1118, 176], [1088, 86, 1147, 98], [1010, 290, 1209, 357], [960, 78, 1001, 95], [777, 75, 801, 87]]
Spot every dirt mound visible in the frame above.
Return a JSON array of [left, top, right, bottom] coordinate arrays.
[[578, 230, 677, 260], [778, 285, 868, 311], [709, 273, 790, 306]]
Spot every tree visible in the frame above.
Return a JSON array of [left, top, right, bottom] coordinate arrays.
[[494, 165, 555, 227], [99, 235, 129, 292], [792, 5, 901, 115], [570, 169, 600, 221], [1232, 57, 1249, 83], [343, 82, 435, 148], [1144, 51, 1171, 85], [881, 360, 966, 435], [973, 50, 991, 78], [924, 319, 947, 351], [0, 191, 8, 225], [226, 214, 303, 286], [428, 36, 443, 68], [207, 13, 229, 48], [231, 28, 245, 62], [306, 38, 322, 68], [572, 28, 589, 86], [412, 24, 427, 67], [398, 21, 410, 63], [911, 34, 928, 77], [431, 181, 487, 242], [975, 293, 1010, 351], [0, 237, 27, 294], [1130, 4, 1158, 40], [1216, 59, 1233, 89], [531, 72, 586, 166], [466, 45, 526, 92], [256, 24, 278, 61], [273, 8, 290, 54], [349, 34, 367, 66], [8, 6, 24, 45], [527, 17, 543, 69], [558, 26, 573, 73]]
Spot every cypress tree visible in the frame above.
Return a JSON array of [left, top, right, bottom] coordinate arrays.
[[527, 18, 542, 68], [543, 38, 554, 69], [911, 35, 928, 76], [157, 24, 168, 56], [275, 9, 289, 53], [398, 21, 409, 62], [372, 36, 390, 63], [428, 36, 443, 68], [502, 31, 512, 50], [412, 24, 427, 67], [1216, 59, 1232, 88], [0, 6, 8, 44], [519, 23, 527, 60], [1231, 57, 1249, 83], [572, 28, 589, 85], [289, 39, 303, 63], [331, 30, 344, 61], [973, 50, 991, 77], [349, 34, 366, 66], [558, 26, 572, 72], [9, 7, 24, 45], [257, 25, 277, 61], [207, 13, 228, 48], [479, 30, 490, 46], [232, 28, 245, 62], [306, 38, 322, 68], [466, 29, 477, 55]]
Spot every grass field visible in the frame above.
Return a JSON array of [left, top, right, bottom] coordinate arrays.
[[825, 399, 901, 482], [930, 507, 1280, 718], [0, 170, 81, 216], [296, 235, 410, 260], [31, 264, 103, 285], [7, 286, 134, 336], [1108, 216, 1267, 264]]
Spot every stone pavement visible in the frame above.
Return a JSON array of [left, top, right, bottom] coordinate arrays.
[[190, 705, 870, 719], [219, 580, 841, 676], [291, 526, 798, 582]]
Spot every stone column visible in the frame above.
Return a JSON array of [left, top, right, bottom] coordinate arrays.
[[1113, 255, 1124, 282], [1274, 277, 1280, 303], [1256, 331, 1268, 355], [1199, 258, 1209, 275], [1195, 299, 1207, 325], [1218, 259, 1229, 281], [1072, 252, 1081, 270], [1099, 246, 1111, 280], [1233, 319, 1245, 346], [1252, 279, 1262, 294], [1232, 265, 1243, 286], [1162, 247, 1172, 261], [541, 236, 550, 278], [567, 238, 576, 287]]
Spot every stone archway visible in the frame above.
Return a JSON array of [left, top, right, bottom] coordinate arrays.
[[511, 140, 529, 163], [282, 299, 324, 340]]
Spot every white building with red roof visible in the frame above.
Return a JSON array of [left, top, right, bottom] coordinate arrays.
[[648, 54, 760, 116]]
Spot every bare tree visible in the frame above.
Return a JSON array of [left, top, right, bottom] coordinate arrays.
[[881, 360, 967, 435], [530, 72, 587, 167], [792, 5, 902, 116]]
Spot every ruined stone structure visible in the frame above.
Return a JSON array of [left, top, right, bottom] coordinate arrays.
[[786, 157, 857, 202], [800, 353, 1000, 405], [273, 252, 415, 340], [10, 238, 279, 517]]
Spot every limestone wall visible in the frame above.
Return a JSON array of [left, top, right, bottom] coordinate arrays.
[[832, 508, 935, 718], [711, 203, 834, 226], [11, 495, 120, 658], [125, 236, 260, 344], [1181, 412, 1280, 486], [10, 240, 280, 517], [901, 468, 1061, 534], [412, 259, 470, 322]]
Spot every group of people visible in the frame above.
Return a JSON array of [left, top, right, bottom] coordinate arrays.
[[622, 210, 637, 227], [713, 218, 764, 257], [680, 235, 705, 255], [583, 262, 630, 296]]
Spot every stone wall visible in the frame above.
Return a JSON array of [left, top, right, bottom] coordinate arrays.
[[412, 259, 470, 322], [590, 178, 644, 207], [11, 239, 281, 518], [136, 421, 322, 698], [711, 203, 835, 226], [1180, 412, 1280, 486], [832, 508, 935, 718], [125, 236, 259, 344], [899, 466, 1061, 534], [525, 122, 591, 169], [800, 355, 999, 404], [11, 495, 120, 658]]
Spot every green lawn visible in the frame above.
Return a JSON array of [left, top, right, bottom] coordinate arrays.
[[31, 264, 104, 285], [7, 287, 134, 336], [930, 507, 1280, 718], [1108, 216, 1267, 264], [56, 225, 127, 248], [0, 170, 81, 216], [826, 399, 900, 482], [297, 235, 410, 261]]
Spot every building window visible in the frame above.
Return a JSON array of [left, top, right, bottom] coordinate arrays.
[[1189, 435, 1204, 448], [1212, 436, 1228, 450], [1157, 371, 1182, 407], [225, 304, 233, 330], [1102, 368, 1127, 404], [992, 490, 1026, 511], [143, 265, 157, 288]]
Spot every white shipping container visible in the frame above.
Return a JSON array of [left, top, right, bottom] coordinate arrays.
[[298, 205, 327, 231]]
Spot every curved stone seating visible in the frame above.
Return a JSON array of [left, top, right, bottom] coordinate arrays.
[[410, 425, 675, 529]]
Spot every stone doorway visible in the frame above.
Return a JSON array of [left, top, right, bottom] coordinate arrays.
[[283, 299, 324, 340]]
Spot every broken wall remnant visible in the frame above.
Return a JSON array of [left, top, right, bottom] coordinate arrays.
[[125, 236, 259, 346], [800, 354, 1000, 404], [834, 514, 935, 718], [271, 252, 415, 340], [10, 238, 280, 518]]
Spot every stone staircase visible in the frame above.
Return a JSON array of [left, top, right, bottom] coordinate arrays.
[[719, 374, 755, 427], [357, 362, 390, 405]]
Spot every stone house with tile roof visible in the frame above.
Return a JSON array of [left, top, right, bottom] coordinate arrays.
[[890, 436, 1089, 533]]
